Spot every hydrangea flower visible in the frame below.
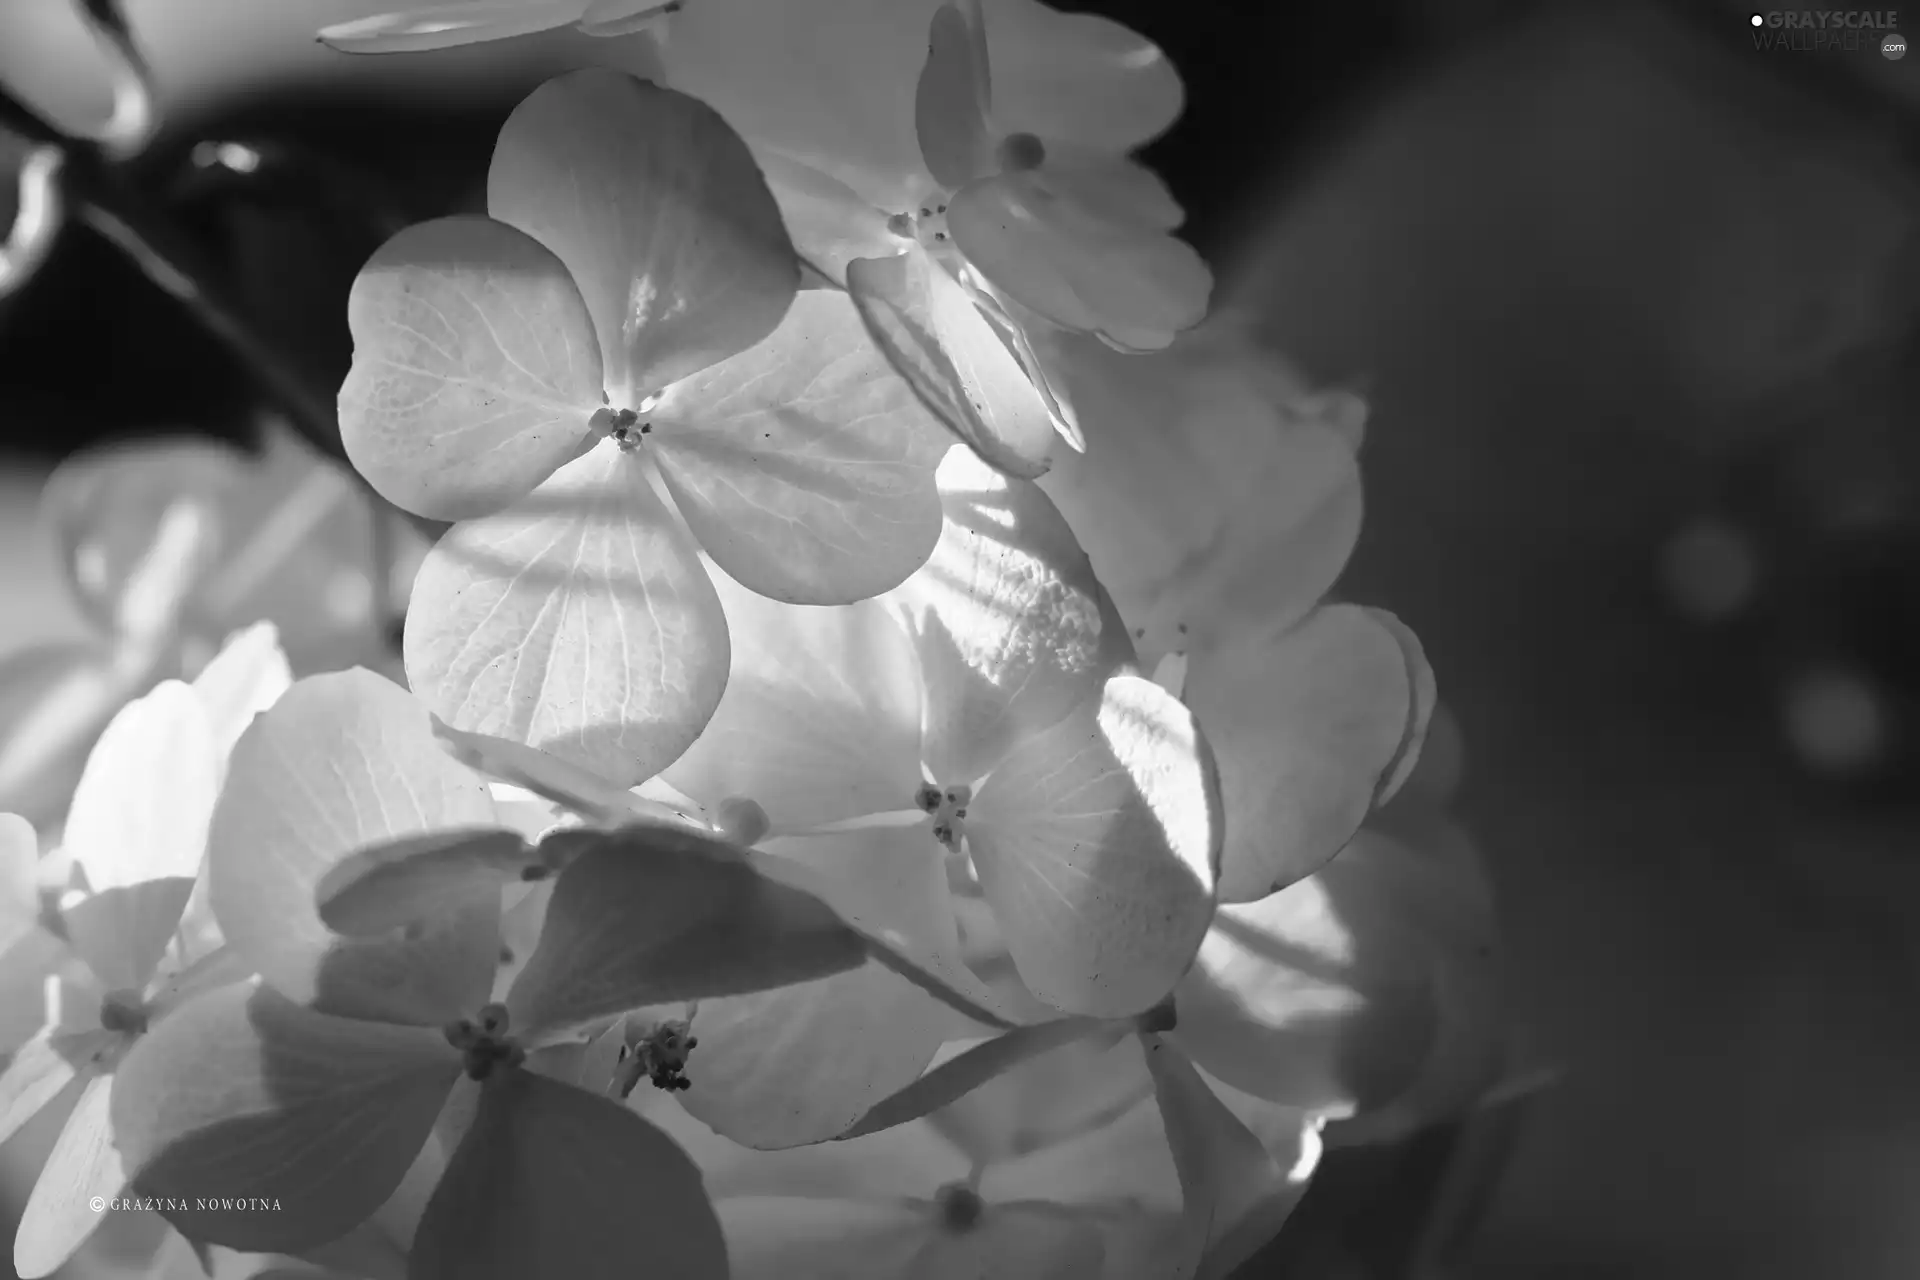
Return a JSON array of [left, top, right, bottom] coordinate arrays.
[[337, 68, 955, 787], [318, 0, 680, 51], [0, 623, 289, 1279], [661, 0, 1206, 475], [647, 448, 1220, 1147], [624, 1016, 1321, 1280], [107, 665, 877, 1278]]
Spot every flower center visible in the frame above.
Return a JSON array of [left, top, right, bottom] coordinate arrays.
[[98, 988, 150, 1037], [443, 1003, 524, 1081], [914, 781, 971, 851], [590, 405, 651, 452], [935, 1181, 984, 1232], [615, 1015, 699, 1097], [888, 202, 954, 253], [995, 132, 1046, 173]]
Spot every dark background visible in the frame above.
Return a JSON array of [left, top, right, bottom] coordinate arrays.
[[3, 0, 1920, 1276]]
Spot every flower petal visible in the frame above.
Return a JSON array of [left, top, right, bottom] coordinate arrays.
[[1190, 606, 1420, 902], [1372, 612, 1438, 810], [842, 1014, 1106, 1140], [928, 1025, 1152, 1167], [317, 2, 586, 53], [13, 1071, 121, 1278], [755, 151, 903, 285], [718, 1197, 933, 1280], [404, 444, 729, 789], [111, 982, 459, 1252], [63, 680, 217, 893], [431, 722, 701, 831], [1168, 870, 1437, 1120], [661, 573, 922, 831], [678, 960, 950, 1149], [984, 0, 1181, 152], [1138, 1035, 1279, 1280], [913, 1203, 1107, 1280], [338, 216, 604, 523], [949, 172, 1209, 348], [968, 674, 1219, 1017], [0, 1029, 77, 1152], [916, 1, 995, 191], [649, 290, 949, 605], [894, 449, 1132, 783], [60, 879, 193, 996], [0, 811, 37, 952], [660, 0, 937, 211], [1034, 331, 1362, 665], [314, 828, 537, 938], [208, 669, 500, 1025], [189, 622, 293, 762], [504, 826, 867, 1041], [577, 0, 679, 35], [410, 1069, 725, 1280], [488, 69, 798, 402], [848, 248, 1058, 480], [1041, 148, 1184, 231]]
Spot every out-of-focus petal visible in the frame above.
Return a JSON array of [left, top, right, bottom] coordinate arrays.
[[318, 2, 586, 53], [755, 151, 903, 285]]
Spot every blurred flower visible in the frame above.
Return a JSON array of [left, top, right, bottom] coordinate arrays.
[[318, 0, 679, 52], [0, 624, 286, 1278]]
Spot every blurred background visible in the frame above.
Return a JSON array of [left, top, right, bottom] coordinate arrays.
[[3, 0, 1919, 1276]]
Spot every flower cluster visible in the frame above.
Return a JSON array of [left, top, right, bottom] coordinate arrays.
[[0, 3, 1518, 1278]]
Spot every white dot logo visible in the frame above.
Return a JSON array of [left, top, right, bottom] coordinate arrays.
[[1750, 12, 1764, 26], [1884, 32, 1906, 59]]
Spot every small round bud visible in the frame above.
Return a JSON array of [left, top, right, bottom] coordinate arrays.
[[996, 133, 1046, 173]]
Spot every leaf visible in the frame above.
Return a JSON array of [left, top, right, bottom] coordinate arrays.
[[1138, 1036, 1279, 1280], [842, 1015, 1106, 1139], [314, 828, 537, 938], [1033, 331, 1361, 666], [0, 1029, 77, 1151], [190, 622, 293, 761], [948, 171, 1209, 350], [848, 248, 1058, 481], [410, 1069, 726, 1280], [207, 669, 501, 1026], [487, 69, 798, 403], [917, 2, 995, 190], [318, 2, 585, 52], [1167, 870, 1438, 1119], [895, 449, 1132, 782], [403, 444, 730, 789], [112, 982, 460, 1253], [504, 826, 868, 1041], [339, 215, 604, 523], [968, 674, 1219, 1017], [649, 289, 949, 605], [1188, 606, 1419, 903], [13, 1071, 121, 1278], [660, 571, 924, 831]]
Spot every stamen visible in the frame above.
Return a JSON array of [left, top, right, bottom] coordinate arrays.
[[996, 133, 1046, 173], [98, 989, 149, 1036], [615, 1018, 699, 1096]]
